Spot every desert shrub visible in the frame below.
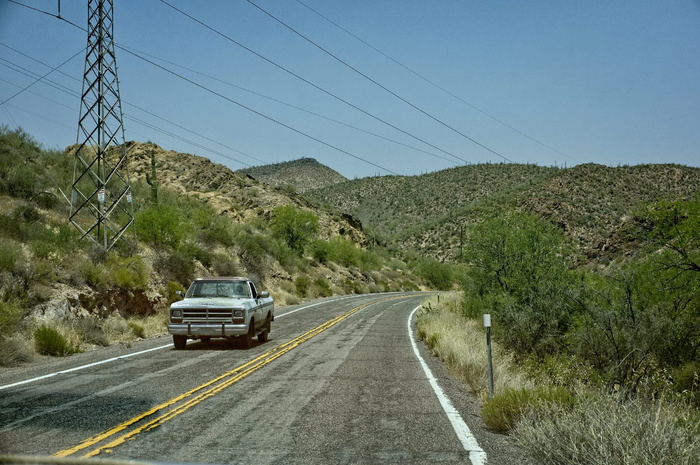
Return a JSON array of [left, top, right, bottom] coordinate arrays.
[[269, 205, 319, 256], [72, 317, 110, 347], [196, 212, 235, 247], [180, 242, 213, 268], [522, 353, 601, 389], [0, 298, 24, 336], [0, 240, 21, 273], [0, 333, 33, 366], [515, 395, 700, 465], [235, 231, 273, 278], [210, 254, 239, 277], [295, 275, 311, 297], [313, 277, 333, 297], [84, 253, 148, 291], [29, 223, 80, 263], [481, 386, 575, 433], [155, 251, 195, 288], [107, 254, 148, 290], [462, 212, 580, 356], [136, 203, 189, 248], [310, 239, 332, 264], [34, 324, 81, 356], [164, 281, 186, 304], [128, 321, 146, 339], [414, 257, 455, 290], [327, 237, 362, 267], [5, 164, 40, 199], [571, 260, 700, 392]]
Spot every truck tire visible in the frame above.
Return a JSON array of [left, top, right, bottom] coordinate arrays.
[[173, 335, 187, 350], [242, 320, 255, 350], [258, 313, 271, 343]]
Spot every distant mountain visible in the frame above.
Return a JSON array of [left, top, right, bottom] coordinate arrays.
[[305, 162, 700, 262], [238, 158, 347, 193]]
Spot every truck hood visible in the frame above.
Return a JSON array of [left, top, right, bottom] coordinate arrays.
[[170, 297, 246, 308]]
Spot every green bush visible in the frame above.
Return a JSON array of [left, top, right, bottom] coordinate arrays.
[[165, 281, 186, 305], [313, 277, 333, 297], [481, 386, 575, 433], [414, 258, 455, 290], [211, 254, 239, 277], [310, 239, 332, 264], [136, 203, 189, 248], [0, 299, 24, 336], [295, 276, 311, 297], [106, 254, 148, 291], [0, 240, 21, 273], [128, 321, 146, 339], [34, 324, 81, 356], [462, 212, 579, 356], [327, 237, 362, 267], [155, 251, 195, 288], [269, 205, 319, 256]]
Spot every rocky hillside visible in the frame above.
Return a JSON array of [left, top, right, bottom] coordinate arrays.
[[304, 162, 700, 262], [1, 128, 429, 366], [238, 158, 347, 193], [120, 142, 365, 245]]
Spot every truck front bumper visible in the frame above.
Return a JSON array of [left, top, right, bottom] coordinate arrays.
[[168, 323, 249, 338]]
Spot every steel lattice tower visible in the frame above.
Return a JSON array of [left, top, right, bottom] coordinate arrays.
[[70, 0, 134, 250]]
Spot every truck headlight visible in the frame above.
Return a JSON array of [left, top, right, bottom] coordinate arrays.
[[233, 310, 244, 318], [172, 309, 183, 318]]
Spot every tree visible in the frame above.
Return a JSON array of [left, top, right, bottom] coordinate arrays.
[[269, 205, 318, 257], [463, 212, 579, 355]]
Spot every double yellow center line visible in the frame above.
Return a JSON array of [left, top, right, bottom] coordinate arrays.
[[54, 295, 406, 458]]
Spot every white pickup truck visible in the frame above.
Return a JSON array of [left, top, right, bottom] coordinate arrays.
[[168, 277, 274, 349]]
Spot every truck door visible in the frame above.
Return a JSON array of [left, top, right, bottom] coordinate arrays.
[[249, 281, 263, 325]]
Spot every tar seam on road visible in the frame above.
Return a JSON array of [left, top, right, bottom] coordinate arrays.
[[408, 305, 487, 465], [52, 294, 413, 458]]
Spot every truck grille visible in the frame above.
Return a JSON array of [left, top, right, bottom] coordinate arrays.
[[182, 308, 233, 323]]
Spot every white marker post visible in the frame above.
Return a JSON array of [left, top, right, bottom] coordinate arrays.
[[484, 314, 494, 401]]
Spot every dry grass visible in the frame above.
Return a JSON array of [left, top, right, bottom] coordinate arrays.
[[416, 293, 531, 400], [416, 292, 700, 464], [515, 395, 700, 465]]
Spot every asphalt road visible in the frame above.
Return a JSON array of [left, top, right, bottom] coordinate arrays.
[[0, 293, 534, 464]]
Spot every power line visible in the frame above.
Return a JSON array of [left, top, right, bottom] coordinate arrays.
[[245, 0, 513, 164], [1, 40, 269, 166], [117, 44, 456, 165], [294, 0, 580, 164], [0, 52, 257, 169], [5, 1, 402, 173], [0, 49, 83, 105], [119, 46, 399, 175], [158, 0, 465, 165]]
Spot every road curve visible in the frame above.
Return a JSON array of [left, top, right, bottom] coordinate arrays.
[[0, 293, 533, 464]]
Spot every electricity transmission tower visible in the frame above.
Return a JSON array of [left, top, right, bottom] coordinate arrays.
[[69, 0, 135, 251]]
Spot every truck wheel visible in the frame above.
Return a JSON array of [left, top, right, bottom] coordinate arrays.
[[173, 335, 187, 350], [258, 314, 271, 343], [242, 320, 255, 349]]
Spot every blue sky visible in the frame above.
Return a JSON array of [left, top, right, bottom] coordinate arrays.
[[1, 0, 699, 178]]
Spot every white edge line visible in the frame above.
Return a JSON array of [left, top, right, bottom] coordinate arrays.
[[0, 295, 357, 392], [0, 344, 172, 391], [408, 305, 487, 465]]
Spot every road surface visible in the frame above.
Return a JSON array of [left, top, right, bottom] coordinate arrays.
[[0, 293, 534, 464]]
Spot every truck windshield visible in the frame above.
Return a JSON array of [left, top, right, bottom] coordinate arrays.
[[186, 281, 250, 298]]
